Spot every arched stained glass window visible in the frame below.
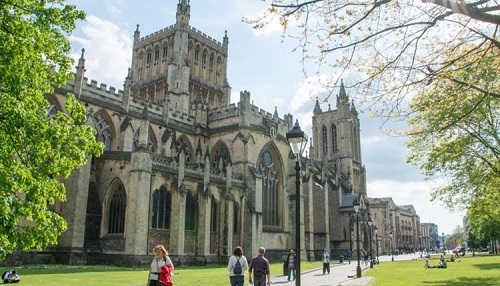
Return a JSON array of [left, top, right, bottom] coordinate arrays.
[[95, 113, 112, 151], [152, 186, 171, 229], [260, 151, 279, 227], [108, 184, 126, 234]]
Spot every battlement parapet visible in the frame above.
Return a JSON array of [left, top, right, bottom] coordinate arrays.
[[82, 77, 123, 98], [189, 27, 226, 54], [138, 25, 175, 46], [208, 103, 239, 120]]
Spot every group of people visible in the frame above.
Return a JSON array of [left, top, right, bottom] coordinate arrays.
[[424, 255, 448, 269], [1, 270, 20, 284], [227, 246, 271, 286]]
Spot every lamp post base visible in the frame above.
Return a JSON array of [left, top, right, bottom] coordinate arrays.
[[356, 266, 362, 278], [391, 256, 394, 262], [370, 260, 373, 268]]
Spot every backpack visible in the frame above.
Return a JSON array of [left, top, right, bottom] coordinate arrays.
[[233, 257, 243, 275]]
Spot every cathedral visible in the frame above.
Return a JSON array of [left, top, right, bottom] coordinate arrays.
[[14, 0, 422, 266]]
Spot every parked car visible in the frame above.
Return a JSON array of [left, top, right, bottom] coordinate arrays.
[[452, 246, 466, 255]]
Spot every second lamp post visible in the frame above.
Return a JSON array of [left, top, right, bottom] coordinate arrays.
[[286, 120, 308, 286]]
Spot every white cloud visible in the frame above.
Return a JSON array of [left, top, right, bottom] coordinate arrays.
[[290, 75, 329, 112], [70, 15, 132, 89]]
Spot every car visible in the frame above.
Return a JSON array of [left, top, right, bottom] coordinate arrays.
[[452, 246, 465, 255]]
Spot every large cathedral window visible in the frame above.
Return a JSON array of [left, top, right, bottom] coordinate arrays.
[[260, 151, 279, 227], [108, 184, 126, 234], [95, 113, 112, 151], [152, 186, 171, 229], [185, 192, 197, 231], [322, 126, 328, 157], [331, 124, 338, 153]]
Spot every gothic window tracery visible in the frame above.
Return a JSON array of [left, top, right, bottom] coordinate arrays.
[[322, 126, 328, 158], [211, 142, 231, 172], [95, 112, 112, 151], [108, 184, 126, 234], [152, 186, 171, 229], [331, 123, 338, 153], [260, 151, 279, 227]]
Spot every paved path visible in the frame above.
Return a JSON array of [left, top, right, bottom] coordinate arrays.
[[270, 253, 423, 286]]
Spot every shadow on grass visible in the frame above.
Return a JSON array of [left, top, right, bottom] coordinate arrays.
[[472, 262, 500, 271], [421, 277, 498, 286]]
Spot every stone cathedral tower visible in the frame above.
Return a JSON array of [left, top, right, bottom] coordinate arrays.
[[307, 80, 369, 256]]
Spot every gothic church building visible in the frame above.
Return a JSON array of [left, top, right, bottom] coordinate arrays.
[[35, 0, 372, 266]]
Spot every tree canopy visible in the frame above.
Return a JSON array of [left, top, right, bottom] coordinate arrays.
[[245, 0, 499, 120], [0, 0, 103, 259], [406, 42, 499, 242]]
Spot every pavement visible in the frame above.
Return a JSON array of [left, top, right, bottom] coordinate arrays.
[[269, 253, 423, 286]]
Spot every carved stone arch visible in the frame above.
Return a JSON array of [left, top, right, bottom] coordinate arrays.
[[257, 141, 286, 228], [132, 124, 157, 153], [232, 132, 255, 145], [93, 109, 116, 151], [177, 134, 194, 162], [153, 44, 160, 61], [44, 94, 62, 118], [103, 177, 127, 235], [210, 140, 231, 172]]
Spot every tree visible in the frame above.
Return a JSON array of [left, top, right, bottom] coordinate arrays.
[[245, 0, 499, 121], [0, 0, 103, 260], [406, 41, 499, 242]]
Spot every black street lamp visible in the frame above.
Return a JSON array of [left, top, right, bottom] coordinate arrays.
[[353, 198, 361, 278], [286, 120, 308, 286], [368, 217, 373, 268], [390, 230, 394, 261]]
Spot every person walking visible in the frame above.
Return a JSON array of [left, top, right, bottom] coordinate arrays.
[[285, 249, 296, 281], [147, 244, 174, 286], [346, 249, 352, 264], [227, 246, 249, 286], [248, 247, 271, 286], [322, 249, 330, 275]]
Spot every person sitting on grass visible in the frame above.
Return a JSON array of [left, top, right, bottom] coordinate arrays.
[[437, 259, 448, 269], [424, 259, 432, 269]]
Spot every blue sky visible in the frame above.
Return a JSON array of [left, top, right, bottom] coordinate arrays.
[[66, 0, 464, 235]]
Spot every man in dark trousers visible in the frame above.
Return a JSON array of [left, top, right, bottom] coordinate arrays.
[[248, 247, 271, 286], [322, 249, 330, 274]]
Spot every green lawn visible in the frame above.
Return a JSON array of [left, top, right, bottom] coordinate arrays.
[[5, 261, 322, 286], [365, 254, 500, 286]]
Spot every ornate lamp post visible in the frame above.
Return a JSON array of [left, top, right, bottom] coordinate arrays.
[[390, 229, 394, 261], [368, 217, 373, 268], [353, 198, 361, 278], [286, 120, 308, 286]]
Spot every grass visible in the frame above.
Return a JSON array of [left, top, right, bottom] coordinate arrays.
[[365, 254, 500, 286], [4, 261, 322, 286]]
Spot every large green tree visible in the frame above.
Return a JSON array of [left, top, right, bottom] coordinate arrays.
[[406, 42, 499, 242], [246, 0, 499, 120], [0, 0, 103, 260]]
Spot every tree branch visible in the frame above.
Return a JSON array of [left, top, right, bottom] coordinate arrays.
[[422, 0, 500, 25]]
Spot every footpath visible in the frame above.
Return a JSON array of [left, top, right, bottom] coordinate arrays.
[[270, 253, 422, 286]]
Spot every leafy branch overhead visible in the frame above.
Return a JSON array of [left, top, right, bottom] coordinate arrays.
[[245, 0, 499, 121]]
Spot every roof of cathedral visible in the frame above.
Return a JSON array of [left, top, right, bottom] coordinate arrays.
[[341, 193, 358, 208]]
